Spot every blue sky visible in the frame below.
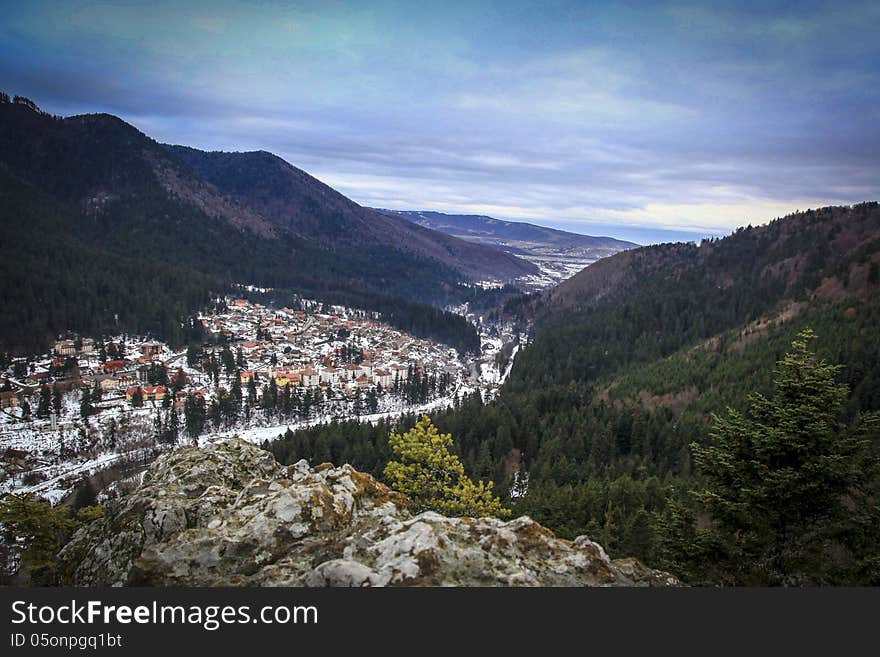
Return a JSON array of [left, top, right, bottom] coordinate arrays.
[[2, 0, 878, 244]]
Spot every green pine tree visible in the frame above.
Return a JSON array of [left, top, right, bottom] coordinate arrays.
[[690, 329, 878, 585], [0, 494, 78, 585]]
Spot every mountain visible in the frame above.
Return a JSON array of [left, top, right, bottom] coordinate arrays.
[[514, 203, 880, 392], [374, 209, 637, 287], [59, 439, 679, 586], [163, 147, 538, 283], [0, 96, 527, 353]]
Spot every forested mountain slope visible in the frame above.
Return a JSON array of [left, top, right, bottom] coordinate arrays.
[[164, 146, 538, 282], [0, 98, 493, 353], [512, 203, 880, 391]]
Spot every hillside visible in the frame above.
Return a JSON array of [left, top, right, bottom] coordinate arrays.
[[376, 209, 636, 287], [0, 97, 504, 353], [517, 203, 880, 383], [165, 147, 538, 283]]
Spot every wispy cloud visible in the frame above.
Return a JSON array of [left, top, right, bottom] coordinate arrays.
[[1, 0, 877, 243]]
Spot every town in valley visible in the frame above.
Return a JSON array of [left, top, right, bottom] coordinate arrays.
[[0, 295, 522, 505]]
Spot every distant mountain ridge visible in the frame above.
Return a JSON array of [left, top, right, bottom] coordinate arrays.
[[374, 209, 637, 287], [375, 209, 636, 253]]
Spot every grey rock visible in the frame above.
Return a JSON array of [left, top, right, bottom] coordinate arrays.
[[59, 439, 681, 587]]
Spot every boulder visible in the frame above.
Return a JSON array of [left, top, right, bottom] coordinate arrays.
[[59, 439, 680, 587]]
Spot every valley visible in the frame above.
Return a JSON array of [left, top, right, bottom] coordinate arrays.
[[376, 209, 637, 289]]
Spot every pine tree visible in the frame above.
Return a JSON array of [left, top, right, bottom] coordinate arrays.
[[106, 419, 118, 450], [691, 329, 877, 585], [79, 387, 92, 418], [152, 411, 163, 442], [186, 344, 201, 368], [366, 389, 379, 414], [131, 387, 144, 408], [0, 494, 78, 585], [72, 477, 97, 511], [247, 376, 257, 406], [36, 385, 51, 418], [171, 368, 187, 391], [384, 416, 511, 519], [184, 393, 206, 439], [164, 406, 179, 445], [51, 386, 62, 416]]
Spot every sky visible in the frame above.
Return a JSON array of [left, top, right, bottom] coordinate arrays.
[[1, 0, 878, 244]]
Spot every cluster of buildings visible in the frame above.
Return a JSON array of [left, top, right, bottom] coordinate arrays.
[[0, 296, 514, 512], [0, 297, 467, 416], [201, 298, 465, 396], [0, 336, 178, 411]]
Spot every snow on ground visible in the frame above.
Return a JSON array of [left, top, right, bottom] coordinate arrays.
[[514, 254, 604, 290], [206, 386, 473, 446], [499, 344, 519, 385], [1, 396, 158, 504], [2, 451, 126, 505]]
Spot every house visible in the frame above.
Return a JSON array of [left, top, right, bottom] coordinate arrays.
[[114, 372, 137, 388], [54, 339, 77, 356], [142, 385, 166, 402], [125, 385, 166, 403], [301, 367, 319, 387], [373, 369, 393, 388], [26, 371, 49, 383], [344, 364, 362, 381], [141, 342, 163, 357], [391, 364, 410, 382], [320, 366, 340, 385], [92, 374, 119, 392]]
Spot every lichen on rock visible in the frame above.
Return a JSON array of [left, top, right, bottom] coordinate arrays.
[[58, 439, 681, 587]]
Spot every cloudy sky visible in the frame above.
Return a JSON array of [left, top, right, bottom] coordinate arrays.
[[2, 1, 878, 243]]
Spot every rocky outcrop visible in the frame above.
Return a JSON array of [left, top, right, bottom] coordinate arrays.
[[59, 440, 680, 587]]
